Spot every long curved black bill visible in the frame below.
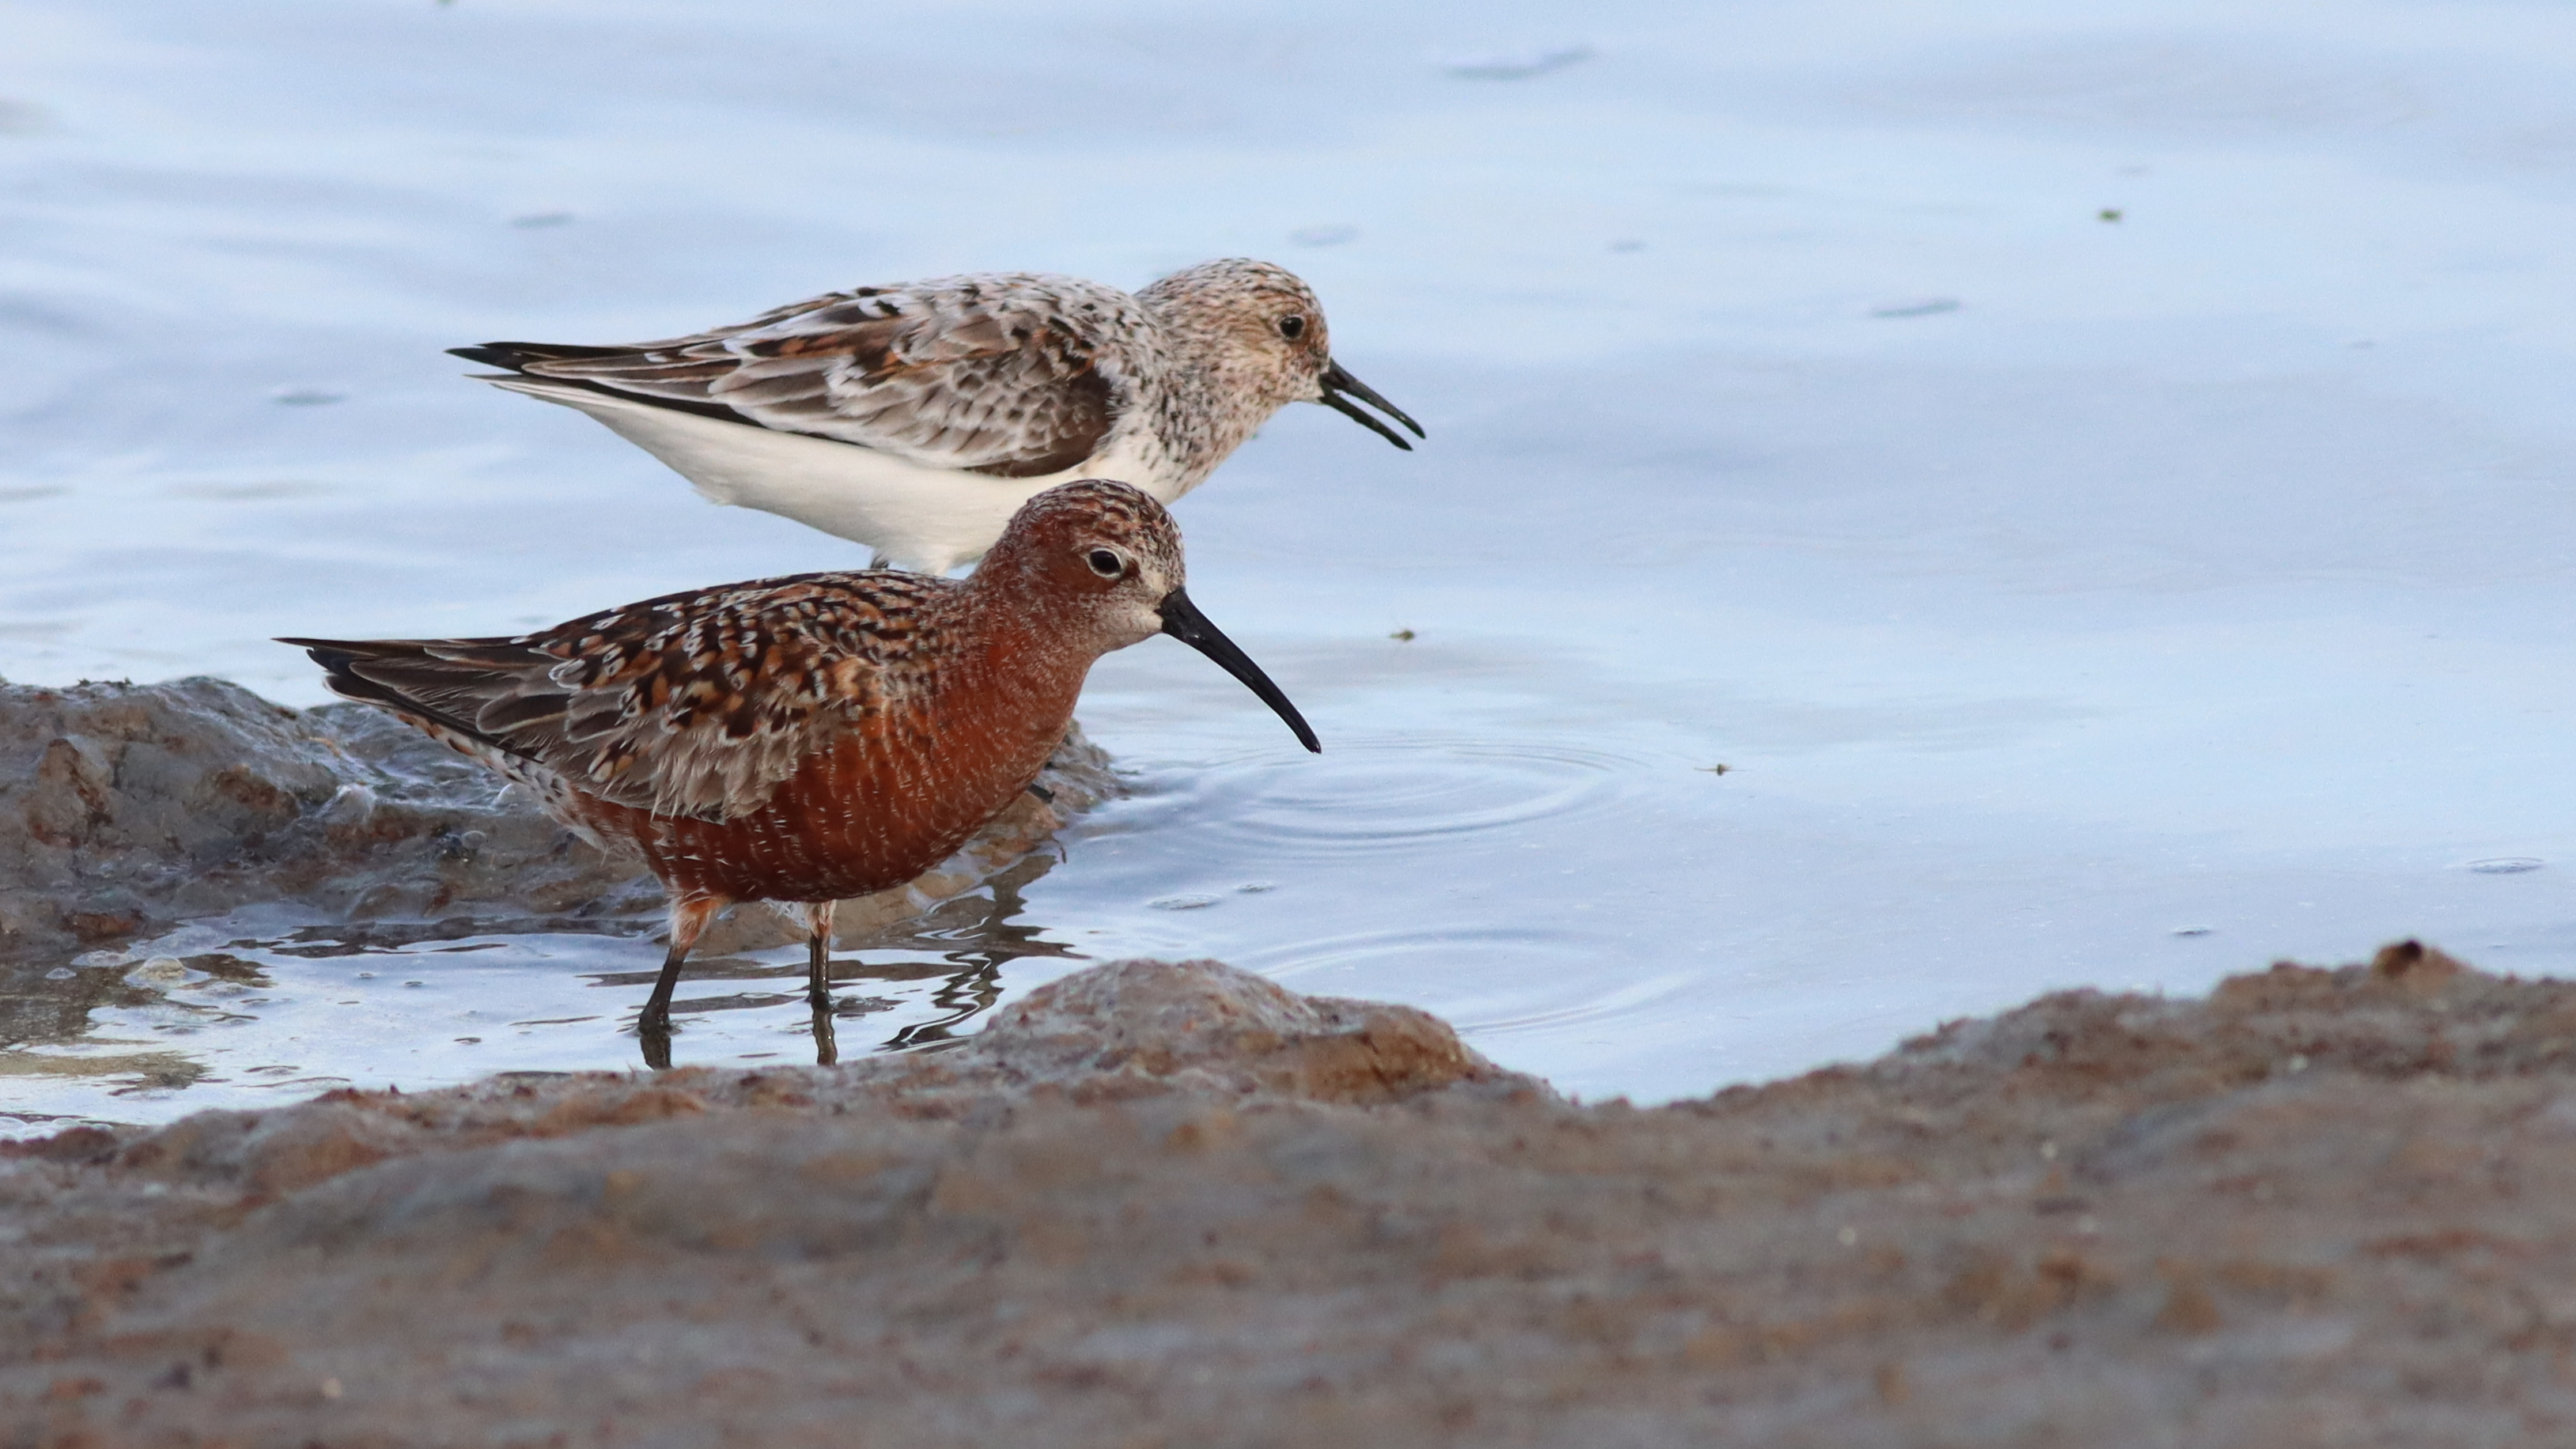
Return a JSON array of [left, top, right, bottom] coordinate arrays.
[[1318, 361, 1426, 452], [1158, 588, 1321, 754]]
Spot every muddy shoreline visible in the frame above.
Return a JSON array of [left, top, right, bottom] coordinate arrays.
[[6, 943, 2574, 1447]]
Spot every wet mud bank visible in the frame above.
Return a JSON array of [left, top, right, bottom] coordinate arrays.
[[8, 944, 2576, 1447], [0, 677, 1117, 1045]]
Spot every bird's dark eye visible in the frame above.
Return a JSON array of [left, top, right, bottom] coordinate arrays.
[[1277, 314, 1307, 340], [1087, 548, 1125, 577]]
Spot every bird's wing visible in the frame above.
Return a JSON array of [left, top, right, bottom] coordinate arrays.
[[286, 571, 951, 821], [459, 273, 1140, 479]]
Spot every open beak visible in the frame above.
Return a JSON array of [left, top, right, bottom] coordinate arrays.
[[1157, 588, 1322, 754], [1317, 361, 1426, 452]]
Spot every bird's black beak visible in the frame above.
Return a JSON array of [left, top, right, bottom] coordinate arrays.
[[1157, 588, 1321, 754], [1317, 361, 1426, 452]]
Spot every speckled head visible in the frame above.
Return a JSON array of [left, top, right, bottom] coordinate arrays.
[[978, 479, 1318, 753], [1140, 259, 1424, 452], [1142, 259, 1332, 403]]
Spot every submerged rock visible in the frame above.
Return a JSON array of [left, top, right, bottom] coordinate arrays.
[[8, 945, 2576, 1447], [0, 677, 1117, 1039]]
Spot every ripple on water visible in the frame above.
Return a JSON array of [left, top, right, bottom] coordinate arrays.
[[1236, 925, 1692, 1044], [1136, 736, 1650, 861]]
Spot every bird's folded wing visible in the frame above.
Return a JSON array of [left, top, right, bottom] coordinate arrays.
[[301, 573, 948, 821], [512, 273, 1137, 478]]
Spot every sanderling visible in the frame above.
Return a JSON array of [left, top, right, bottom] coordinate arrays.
[[452, 259, 1423, 572], [282, 481, 1315, 1061]]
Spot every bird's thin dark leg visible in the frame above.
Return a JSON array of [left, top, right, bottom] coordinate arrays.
[[638, 896, 721, 1070], [642, 940, 692, 1024], [804, 900, 838, 1011]]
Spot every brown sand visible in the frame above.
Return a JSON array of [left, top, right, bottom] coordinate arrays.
[[5, 941, 2574, 1447]]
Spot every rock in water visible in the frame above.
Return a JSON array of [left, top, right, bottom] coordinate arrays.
[[0, 676, 1116, 1031]]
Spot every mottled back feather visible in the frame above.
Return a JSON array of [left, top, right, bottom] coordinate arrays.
[[481, 274, 1145, 478], [289, 569, 958, 822]]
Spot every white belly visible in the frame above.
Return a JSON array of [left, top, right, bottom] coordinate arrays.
[[489, 376, 1178, 573]]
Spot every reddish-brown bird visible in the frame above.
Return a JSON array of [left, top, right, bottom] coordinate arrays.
[[283, 479, 1315, 1050]]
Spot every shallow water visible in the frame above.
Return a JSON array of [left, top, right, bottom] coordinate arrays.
[[6, 0, 2576, 1126]]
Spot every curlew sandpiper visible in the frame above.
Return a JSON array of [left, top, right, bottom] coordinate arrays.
[[283, 480, 1316, 1061]]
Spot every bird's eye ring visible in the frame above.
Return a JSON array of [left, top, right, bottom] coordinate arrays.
[[1087, 548, 1125, 577], [1277, 314, 1307, 340]]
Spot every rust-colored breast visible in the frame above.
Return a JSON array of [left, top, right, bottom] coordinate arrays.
[[568, 687, 1070, 906]]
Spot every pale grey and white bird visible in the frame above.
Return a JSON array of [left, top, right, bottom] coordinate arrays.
[[452, 259, 1423, 573]]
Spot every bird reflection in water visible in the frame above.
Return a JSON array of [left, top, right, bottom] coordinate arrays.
[[636, 853, 1075, 1070]]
